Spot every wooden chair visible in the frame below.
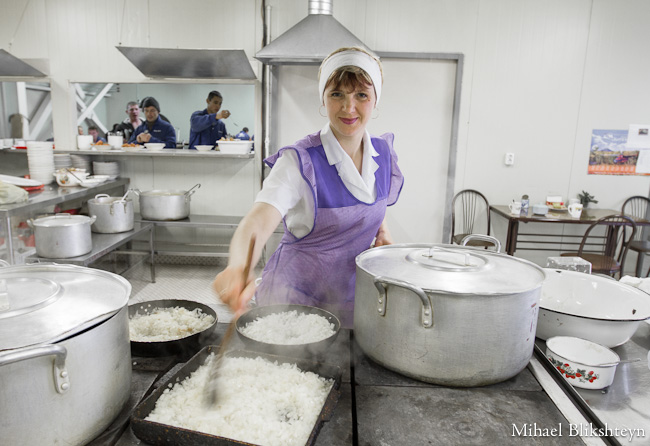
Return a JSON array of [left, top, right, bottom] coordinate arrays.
[[622, 196, 650, 277], [560, 214, 636, 278], [450, 189, 492, 247]]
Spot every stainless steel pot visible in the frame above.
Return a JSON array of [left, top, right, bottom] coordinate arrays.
[[28, 213, 96, 258], [0, 264, 132, 445], [134, 183, 200, 221], [88, 193, 134, 233], [353, 237, 546, 387]]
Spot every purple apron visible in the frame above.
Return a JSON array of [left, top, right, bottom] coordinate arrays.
[[256, 131, 404, 327]]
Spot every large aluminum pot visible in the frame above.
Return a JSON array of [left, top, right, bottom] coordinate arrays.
[[354, 237, 546, 387], [28, 213, 96, 258], [134, 183, 200, 221], [537, 269, 650, 347], [0, 264, 132, 445], [88, 193, 134, 233]]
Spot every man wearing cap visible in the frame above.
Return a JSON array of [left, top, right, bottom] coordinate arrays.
[[129, 97, 176, 148], [189, 91, 230, 150]]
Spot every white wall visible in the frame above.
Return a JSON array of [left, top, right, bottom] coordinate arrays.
[[2, 0, 650, 270]]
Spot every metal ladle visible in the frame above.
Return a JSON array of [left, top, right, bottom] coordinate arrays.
[[595, 358, 641, 367]]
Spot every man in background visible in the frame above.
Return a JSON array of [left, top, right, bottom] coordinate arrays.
[[112, 101, 142, 141], [189, 90, 230, 150], [235, 127, 251, 140], [88, 125, 106, 143], [129, 97, 176, 148]]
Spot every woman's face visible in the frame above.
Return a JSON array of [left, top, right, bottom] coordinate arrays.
[[324, 81, 376, 141]]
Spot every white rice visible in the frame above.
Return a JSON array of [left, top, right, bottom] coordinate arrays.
[[129, 306, 215, 342], [145, 355, 334, 446], [240, 310, 336, 345]]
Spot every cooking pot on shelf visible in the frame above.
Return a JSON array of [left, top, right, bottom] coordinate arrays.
[[133, 183, 200, 221], [28, 213, 96, 258], [88, 193, 134, 233], [0, 264, 132, 445], [353, 235, 546, 387]]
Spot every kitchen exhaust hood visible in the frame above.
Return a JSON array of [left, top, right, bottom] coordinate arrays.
[[116, 47, 256, 80], [0, 49, 46, 77], [255, 0, 370, 65]]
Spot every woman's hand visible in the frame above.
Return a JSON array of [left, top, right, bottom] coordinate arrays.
[[212, 265, 256, 316], [374, 219, 394, 247]]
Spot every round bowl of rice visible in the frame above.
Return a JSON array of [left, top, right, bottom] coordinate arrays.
[[235, 304, 341, 358], [128, 299, 217, 357]]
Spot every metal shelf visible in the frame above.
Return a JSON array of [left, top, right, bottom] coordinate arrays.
[[26, 222, 155, 281]]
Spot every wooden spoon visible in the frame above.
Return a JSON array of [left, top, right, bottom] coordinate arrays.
[[204, 235, 256, 406]]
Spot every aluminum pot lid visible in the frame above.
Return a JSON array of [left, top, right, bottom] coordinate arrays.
[[356, 243, 546, 295], [0, 264, 131, 350], [33, 214, 93, 227]]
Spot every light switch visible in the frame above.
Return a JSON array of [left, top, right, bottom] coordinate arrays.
[[505, 153, 515, 166]]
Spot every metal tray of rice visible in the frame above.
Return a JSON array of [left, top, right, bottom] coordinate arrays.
[[130, 347, 342, 446]]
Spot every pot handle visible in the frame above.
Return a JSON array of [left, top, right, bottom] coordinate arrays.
[[94, 193, 110, 200], [131, 188, 141, 196], [88, 215, 97, 224], [0, 344, 70, 394], [460, 234, 501, 253], [373, 276, 433, 328], [185, 183, 201, 197]]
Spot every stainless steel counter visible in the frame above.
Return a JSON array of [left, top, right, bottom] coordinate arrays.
[[105, 325, 587, 446], [536, 323, 650, 445]]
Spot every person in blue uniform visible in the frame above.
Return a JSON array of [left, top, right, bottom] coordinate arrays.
[[189, 91, 230, 150], [235, 127, 251, 140], [88, 125, 106, 143], [128, 97, 176, 148]]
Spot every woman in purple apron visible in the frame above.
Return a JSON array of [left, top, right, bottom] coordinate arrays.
[[213, 47, 404, 328]]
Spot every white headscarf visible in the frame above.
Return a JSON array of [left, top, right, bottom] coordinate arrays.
[[318, 49, 383, 106]]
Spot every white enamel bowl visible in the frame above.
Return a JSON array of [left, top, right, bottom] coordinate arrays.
[[545, 336, 619, 390], [537, 269, 650, 347], [194, 145, 213, 152], [144, 143, 165, 151], [217, 140, 252, 154]]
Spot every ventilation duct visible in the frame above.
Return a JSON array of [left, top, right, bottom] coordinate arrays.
[[255, 0, 370, 65]]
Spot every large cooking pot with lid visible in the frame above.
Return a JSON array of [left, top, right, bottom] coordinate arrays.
[[28, 213, 96, 258], [0, 264, 132, 445], [88, 193, 134, 233], [354, 236, 546, 387], [133, 183, 200, 221]]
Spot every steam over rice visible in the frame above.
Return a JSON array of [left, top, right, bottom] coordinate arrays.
[[129, 306, 215, 342], [145, 355, 334, 446], [240, 310, 336, 345]]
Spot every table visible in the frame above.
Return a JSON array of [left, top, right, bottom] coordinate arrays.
[[489, 205, 650, 258], [0, 179, 129, 264]]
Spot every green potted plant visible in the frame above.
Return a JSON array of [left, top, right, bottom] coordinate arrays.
[[578, 190, 598, 208]]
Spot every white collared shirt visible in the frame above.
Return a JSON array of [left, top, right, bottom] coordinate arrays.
[[255, 123, 380, 237]]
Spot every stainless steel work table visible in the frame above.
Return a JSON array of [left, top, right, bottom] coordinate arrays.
[[74, 148, 254, 159], [535, 323, 650, 445], [26, 222, 156, 282], [0, 178, 129, 263], [99, 325, 597, 446]]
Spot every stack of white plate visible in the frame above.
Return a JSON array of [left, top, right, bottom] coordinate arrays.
[[53, 153, 72, 170], [71, 154, 93, 173], [26, 141, 55, 185], [93, 161, 120, 179]]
